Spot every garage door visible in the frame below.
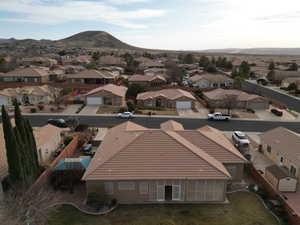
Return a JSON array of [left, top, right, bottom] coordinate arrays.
[[176, 101, 191, 109], [0, 97, 8, 105], [86, 97, 103, 105]]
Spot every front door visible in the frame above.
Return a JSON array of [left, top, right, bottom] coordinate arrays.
[[165, 185, 172, 201]]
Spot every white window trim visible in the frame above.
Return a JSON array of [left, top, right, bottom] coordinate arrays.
[[139, 182, 148, 195], [104, 182, 114, 195], [172, 185, 181, 201]]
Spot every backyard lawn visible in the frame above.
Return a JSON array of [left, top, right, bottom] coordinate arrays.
[[47, 192, 279, 225]]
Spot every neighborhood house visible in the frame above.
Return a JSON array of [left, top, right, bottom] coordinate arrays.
[[84, 84, 127, 106], [137, 89, 196, 109], [82, 120, 246, 204], [203, 88, 269, 110], [128, 74, 167, 87], [67, 69, 117, 84], [0, 67, 50, 83], [190, 73, 233, 89]]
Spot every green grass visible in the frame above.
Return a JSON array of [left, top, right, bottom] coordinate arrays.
[[47, 192, 279, 225]]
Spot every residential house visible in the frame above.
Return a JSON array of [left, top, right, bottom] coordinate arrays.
[[62, 55, 91, 66], [82, 120, 246, 204], [128, 75, 167, 87], [139, 61, 164, 70], [261, 127, 300, 184], [99, 56, 126, 67], [0, 85, 60, 105], [190, 73, 233, 89], [267, 70, 300, 83], [0, 67, 50, 83], [203, 88, 269, 110], [34, 124, 63, 166], [67, 69, 116, 84], [99, 66, 124, 76], [144, 68, 167, 76], [281, 77, 300, 89], [84, 84, 127, 106], [137, 89, 196, 109], [19, 57, 58, 67]]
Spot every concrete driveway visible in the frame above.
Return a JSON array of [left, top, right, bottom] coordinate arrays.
[[61, 104, 82, 114], [79, 105, 99, 115]]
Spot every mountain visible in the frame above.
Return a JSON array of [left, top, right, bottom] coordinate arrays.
[[55, 31, 138, 49], [200, 48, 300, 56]]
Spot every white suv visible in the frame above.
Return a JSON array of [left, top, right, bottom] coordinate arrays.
[[232, 131, 250, 147], [117, 112, 134, 119]]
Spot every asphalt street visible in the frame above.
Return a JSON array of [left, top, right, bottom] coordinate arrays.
[[23, 114, 300, 132]]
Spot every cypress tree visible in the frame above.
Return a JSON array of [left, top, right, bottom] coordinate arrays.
[[1, 106, 22, 182]]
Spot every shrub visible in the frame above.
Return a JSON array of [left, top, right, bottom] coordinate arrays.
[[50, 107, 55, 112], [30, 108, 37, 113], [246, 108, 255, 113], [38, 104, 44, 111], [75, 124, 89, 132], [64, 136, 73, 146], [127, 101, 137, 112], [87, 192, 105, 208]]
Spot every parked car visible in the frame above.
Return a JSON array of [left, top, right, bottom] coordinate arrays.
[[232, 131, 250, 147], [47, 119, 67, 128], [117, 112, 134, 119], [207, 112, 231, 121], [271, 108, 283, 117], [82, 143, 92, 152]]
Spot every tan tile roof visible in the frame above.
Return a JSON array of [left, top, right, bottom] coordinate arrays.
[[160, 120, 184, 131], [99, 55, 125, 65], [85, 84, 127, 97], [5, 67, 49, 77], [0, 85, 57, 97], [190, 74, 232, 83], [82, 121, 245, 181], [204, 88, 265, 102], [137, 89, 196, 101], [128, 74, 166, 82], [67, 69, 116, 79], [261, 127, 300, 165], [34, 124, 62, 150]]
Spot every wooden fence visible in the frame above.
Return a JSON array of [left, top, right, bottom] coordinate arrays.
[[32, 135, 80, 188]]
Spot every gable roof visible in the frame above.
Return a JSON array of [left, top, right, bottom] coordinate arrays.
[[261, 127, 300, 165], [190, 74, 233, 83], [67, 69, 116, 79], [203, 88, 265, 102], [128, 74, 166, 82], [160, 120, 184, 131], [137, 89, 196, 101], [82, 121, 244, 181], [85, 84, 128, 97], [5, 67, 49, 77]]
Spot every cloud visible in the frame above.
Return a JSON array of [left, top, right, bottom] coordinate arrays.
[[0, 0, 166, 28], [105, 0, 151, 5]]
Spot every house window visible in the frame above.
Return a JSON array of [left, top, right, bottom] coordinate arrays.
[[139, 182, 148, 194], [118, 182, 135, 191], [104, 182, 114, 195], [290, 166, 297, 176], [267, 145, 272, 153], [226, 165, 237, 178], [213, 83, 218, 87], [114, 96, 121, 105], [172, 185, 181, 201]]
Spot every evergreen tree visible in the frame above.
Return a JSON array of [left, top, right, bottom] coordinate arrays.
[[1, 106, 22, 182], [287, 63, 298, 71], [199, 56, 210, 67], [183, 54, 195, 64], [268, 61, 275, 71], [2, 101, 40, 186]]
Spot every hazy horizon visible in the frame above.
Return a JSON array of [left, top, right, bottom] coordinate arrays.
[[1, 0, 300, 50]]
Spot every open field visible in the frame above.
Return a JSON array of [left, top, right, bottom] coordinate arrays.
[[47, 192, 279, 225]]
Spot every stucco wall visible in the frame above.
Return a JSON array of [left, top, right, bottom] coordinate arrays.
[[86, 179, 227, 204]]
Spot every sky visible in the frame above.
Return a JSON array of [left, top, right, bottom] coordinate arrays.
[[0, 0, 300, 50]]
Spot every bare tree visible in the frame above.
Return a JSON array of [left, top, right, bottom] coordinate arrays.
[[223, 94, 238, 115], [1, 184, 60, 225]]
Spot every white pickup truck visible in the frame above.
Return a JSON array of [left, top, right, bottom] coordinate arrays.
[[207, 112, 231, 121]]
